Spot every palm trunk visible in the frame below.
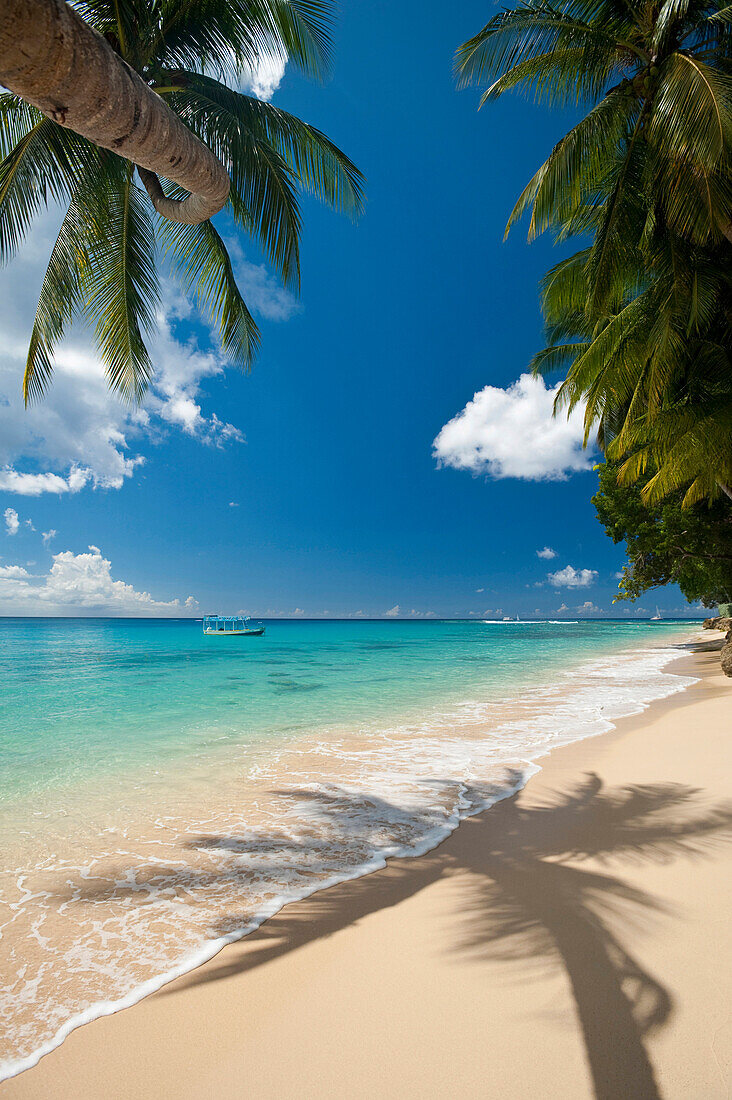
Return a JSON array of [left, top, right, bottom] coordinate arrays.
[[0, 0, 229, 225], [718, 481, 732, 503]]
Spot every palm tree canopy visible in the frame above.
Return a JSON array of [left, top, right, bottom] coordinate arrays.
[[457, 0, 732, 506], [0, 0, 364, 402], [457, 0, 732, 253]]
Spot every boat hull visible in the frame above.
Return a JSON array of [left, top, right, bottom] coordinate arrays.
[[203, 628, 265, 636]]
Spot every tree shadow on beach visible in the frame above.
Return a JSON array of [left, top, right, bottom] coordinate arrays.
[[58, 774, 732, 1099], [173, 775, 732, 1100], [445, 773, 732, 1100]]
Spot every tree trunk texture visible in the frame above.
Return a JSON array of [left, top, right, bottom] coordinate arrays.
[[0, 0, 229, 224]]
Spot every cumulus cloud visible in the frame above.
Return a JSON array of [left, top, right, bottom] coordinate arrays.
[[0, 564, 31, 579], [536, 546, 557, 560], [384, 605, 400, 617], [0, 208, 296, 497], [577, 601, 602, 614], [433, 374, 594, 481], [0, 544, 198, 615], [548, 565, 598, 588], [475, 587, 484, 593], [4, 508, 19, 535], [556, 603, 570, 612], [42, 529, 56, 546], [236, 51, 287, 101], [0, 467, 92, 495]]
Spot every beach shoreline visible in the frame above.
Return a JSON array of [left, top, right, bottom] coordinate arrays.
[[3, 629, 730, 1098]]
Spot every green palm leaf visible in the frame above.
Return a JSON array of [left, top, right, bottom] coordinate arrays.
[[24, 195, 94, 404], [82, 164, 160, 400], [158, 207, 260, 369]]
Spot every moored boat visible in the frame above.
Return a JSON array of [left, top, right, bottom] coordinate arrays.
[[203, 615, 265, 636]]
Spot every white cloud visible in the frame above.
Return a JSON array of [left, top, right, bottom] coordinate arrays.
[[556, 603, 570, 613], [433, 374, 594, 481], [42, 529, 56, 546], [226, 239, 300, 322], [0, 544, 198, 615], [384, 605, 400, 617], [0, 467, 92, 495], [0, 564, 31, 579], [548, 565, 598, 588], [229, 501, 239, 508], [293, 608, 304, 616], [4, 508, 19, 535], [578, 601, 601, 614], [536, 546, 557, 560], [236, 51, 287, 101], [475, 587, 484, 593]]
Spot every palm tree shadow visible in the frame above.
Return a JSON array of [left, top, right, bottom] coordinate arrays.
[[184, 773, 731, 1100], [56, 773, 732, 1099], [451, 774, 732, 1100]]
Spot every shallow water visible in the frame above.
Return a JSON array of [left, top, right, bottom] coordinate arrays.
[[0, 617, 696, 1078]]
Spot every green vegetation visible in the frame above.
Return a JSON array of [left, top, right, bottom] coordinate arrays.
[[458, 0, 732, 606], [0, 0, 364, 402], [594, 461, 732, 606]]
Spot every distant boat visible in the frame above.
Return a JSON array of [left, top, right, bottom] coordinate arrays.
[[651, 607, 662, 621], [203, 615, 265, 637]]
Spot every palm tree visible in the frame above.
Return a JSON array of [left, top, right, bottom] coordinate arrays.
[[530, 236, 732, 504], [0, 0, 364, 402], [456, 0, 732, 273], [456, 0, 732, 506]]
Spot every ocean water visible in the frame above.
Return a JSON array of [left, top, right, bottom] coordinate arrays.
[[0, 616, 697, 1079]]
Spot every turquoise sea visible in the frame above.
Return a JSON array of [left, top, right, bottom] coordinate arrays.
[[0, 616, 697, 1078]]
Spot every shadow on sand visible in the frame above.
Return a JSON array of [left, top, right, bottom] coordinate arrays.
[[64, 774, 732, 1099]]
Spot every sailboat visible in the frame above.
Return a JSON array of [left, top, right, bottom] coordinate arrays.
[[651, 607, 662, 621]]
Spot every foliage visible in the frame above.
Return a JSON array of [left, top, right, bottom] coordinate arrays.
[[457, 0, 732, 507], [0, 0, 364, 401], [593, 461, 732, 606]]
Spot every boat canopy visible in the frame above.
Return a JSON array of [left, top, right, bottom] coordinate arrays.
[[203, 614, 260, 633]]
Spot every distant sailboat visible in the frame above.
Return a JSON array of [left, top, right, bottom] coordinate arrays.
[[651, 607, 662, 621]]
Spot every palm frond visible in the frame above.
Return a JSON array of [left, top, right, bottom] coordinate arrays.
[[158, 207, 260, 369], [24, 194, 96, 404], [0, 116, 103, 263], [82, 164, 160, 400]]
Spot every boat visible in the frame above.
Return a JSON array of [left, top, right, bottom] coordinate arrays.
[[651, 607, 662, 621], [203, 615, 265, 637]]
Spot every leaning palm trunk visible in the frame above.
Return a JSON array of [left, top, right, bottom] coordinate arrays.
[[0, 0, 229, 224]]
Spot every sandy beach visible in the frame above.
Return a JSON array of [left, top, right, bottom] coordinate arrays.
[[4, 635, 730, 1100]]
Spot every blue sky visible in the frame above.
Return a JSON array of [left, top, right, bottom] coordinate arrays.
[[0, 0, 701, 618]]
